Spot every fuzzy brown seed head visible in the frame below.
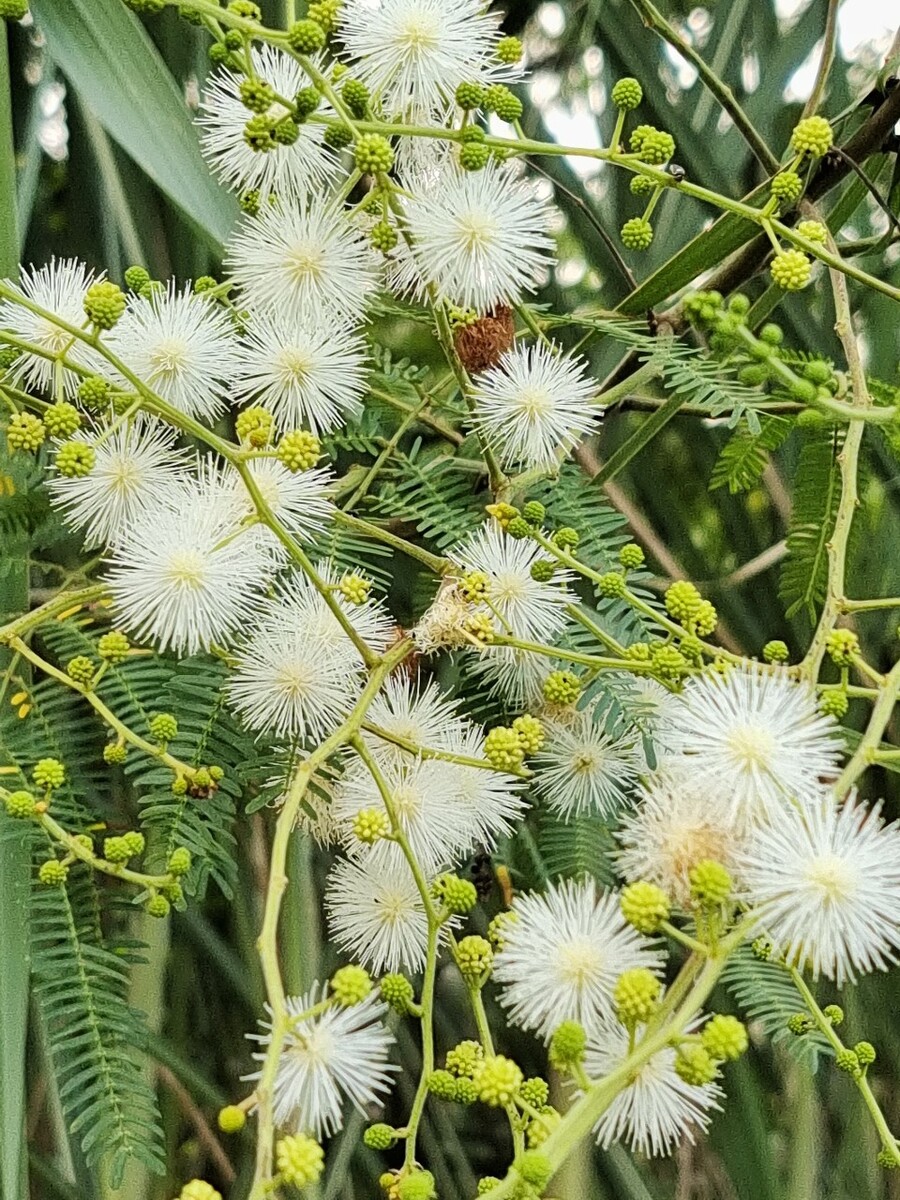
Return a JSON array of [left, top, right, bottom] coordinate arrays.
[[453, 306, 515, 373]]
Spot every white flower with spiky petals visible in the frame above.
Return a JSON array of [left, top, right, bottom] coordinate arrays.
[[615, 771, 745, 906], [658, 668, 843, 826], [451, 522, 570, 644], [401, 162, 555, 310], [226, 197, 380, 325], [339, 0, 514, 117], [326, 854, 435, 973], [473, 343, 599, 469], [364, 674, 471, 763], [494, 879, 664, 1038], [0, 259, 103, 396], [535, 707, 644, 819], [199, 46, 336, 199], [106, 489, 273, 654], [228, 457, 335, 546], [228, 570, 391, 742], [105, 284, 239, 423], [46, 415, 191, 547], [247, 985, 395, 1138], [473, 644, 557, 708], [233, 315, 367, 435], [737, 794, 900, 985], [585, 1022, 722, 1156]]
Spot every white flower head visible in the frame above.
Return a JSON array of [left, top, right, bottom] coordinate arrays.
[[338, 0, 514, 117], [0, 259, 103, 396], [494, 879, 664, 1038], [737, 794, 900, 985], [585, 1022, 722, 1156], [451, 521, 571, 644], [615, 770, 745, 907], [247, 985, 395, 1138], [105, 284, 240, 423], [233, 315, 367, 435], [105, 488, 273, 654], [325, 853, 434, 974], [659, 668, 843, 826], [401, 161, 555, 310], [229, 457, 335, 547], [473, 343, 599, 469], [365, 674, 471, 763], [227, 197, 380, 325], [199, 45, 336, 199], [535, 707, 644, 819], [46, 415, 191, 548]]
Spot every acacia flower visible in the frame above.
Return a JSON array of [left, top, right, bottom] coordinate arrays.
[[535, 707, 644, 818], [247, 985, 395, 1138], [737, 794, 900, 984], [494, 879, 664, 1038], [325, 854, 434, 974]]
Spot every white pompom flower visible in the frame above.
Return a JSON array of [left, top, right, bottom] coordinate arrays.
[[0, 258, 103, 396], [233, 314, 367, 435], [325, 854, 435, 974], [737, 794, 900, 985], [105, 284, 240, 423], [105, 488, 274, 655], [339, 0, 513, 117], [615, 770, 745, 907], [46, 415, 191, 548], [658, 667, 843, 826], [535, 706, 644, 819], [247, 985, 395, 1138], [227, 197, 380, 325], [401, 161, 555, 310], [494, 879, 664, 1038], [364, 674, 472, 764], [228, 458, 335, 548], [585, 1022, 722, 1156], [473, 343, 599, 469], [198, 45, 336, 199]]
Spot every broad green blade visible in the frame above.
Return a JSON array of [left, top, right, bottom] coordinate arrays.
[[30, 0, 236, 251]]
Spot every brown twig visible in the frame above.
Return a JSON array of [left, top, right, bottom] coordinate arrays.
[[157, 1064, 236, 1185]]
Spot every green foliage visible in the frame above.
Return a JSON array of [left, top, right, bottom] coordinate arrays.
[[710, 415, 793, 493], [779, 425, 843, 621]]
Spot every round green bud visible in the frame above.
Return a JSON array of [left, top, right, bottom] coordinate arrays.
[[651, 643, 687, 679], [770, 248, 812, 291], [324, 122, 354, 150], [629, 174, 654, 196], [453, 1077, 478, 1104], [122, 830, 145, 857], [762, 639, 789, 664], [355, 133, 394, 175], [149, 712, 178, 743], [693, 598, 718, 637], [84, 280, 126, 330], [727, 292, 751, 315], [455, 81, 485, 110], [771, 171, 803, 205], [483, 83, 522, 123], [235, 405, 274, 446], [797, 219, 827, 244], [835, 1047, 861, 1077], [701, 1014, 748, 1061], [146, 894, 171, 918], [620, 880, 670, 934], [427, 1068, 458, 1099], [689, 859, 732, 906], [458, 142, 490, 174], [353, 807, 390, 844], [674, 1044, 718, 1086], [752, 936, 772, 961], [526, 1106, 561, 1148], [790, 378, 820, 405], [4, 789, 36, 818], [521, 499, 545, 525], [66, 655, 95, 685], [227, 0, 260, 14], [877, 1148, 900, 1170], [472, 1054, 522, 1106], [825, 627, 859, 666], [614, 967, 661, 1025], [549, 1020, 586, 1068], [597, 570, 626, 598], [619, 542, 645, 570], [192, 768, 212, 790], [33, 758, 65, 789], [277, 429, 321, 471], [543, 669, 580, 706], [55, 440, 95, 478], [520, 1077, 550, 1108], [665, 579, 702, 623], [0, 0, 29, 19], [530, 559, 555, 582], [819, 689, 848, 719], [208, 43, 236, 68], [342, 78, 370, 118], [44, 401, 81, 438], [103, 835, 132, 864], [611, 77, 643, 111], [0, 344, 22, 370], [363, 1122, 396, 1149], [477, 1179, 502, 1195], [636, 128, 675, 164], [180, 1182, 221, 1200], [243, 114, 277, 153], [294, 86, 321, 119], [739, 364, 769, 387], [338, 572, 372, 605], [455, 934, 493, 980], [854, 1041, 876, 1066], [38, 859, 68, 886], [496, 36, 523, 64], [7, 412, 45, 453], [513, 713, 544, 754], [516, 1150, 552, 1189], [445, 1040, 484, 1077], [432, 873, 478, 914], [790, 115, 833, 158], [286, 17, 326, 53], [620, 217, 653, 250], [396, 1170, 436, 1200], [802, 359, 834, 385], [787, 1013, 813, 1035], [370, 221, 399, 252], [307, 0, 340, 31], [124, 265, 150, 293], [272, 115, 300, 146], [484, 726, 525, 770], [823, 1004, 844, 1026], [275, 1133, 325, 1187], [217, 1105, 246, 1133], [380, 972, 415, 1014], [506, 515, 532, 540], [171, 776, 188, 796], [76, 376, 110, 410], [167, 847, 192, 876], [239, 78, 276, 114], [331, 964, 372, 1006], [553, 526, 579, 550], [124, 0, 166, 14]]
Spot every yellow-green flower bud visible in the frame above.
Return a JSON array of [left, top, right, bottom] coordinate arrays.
[[275, 1133, 325, 1187], [472, 1054, 522, 1106], [218, 1105, 246, 1133], [620, 880, 670, 934], [701, 1014, 748, 1061], [330, 964, 372, 1006]]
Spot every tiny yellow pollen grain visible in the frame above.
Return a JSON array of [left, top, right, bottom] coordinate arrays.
[[17, 703, 31, 719], [10, 690, 27, 705]]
